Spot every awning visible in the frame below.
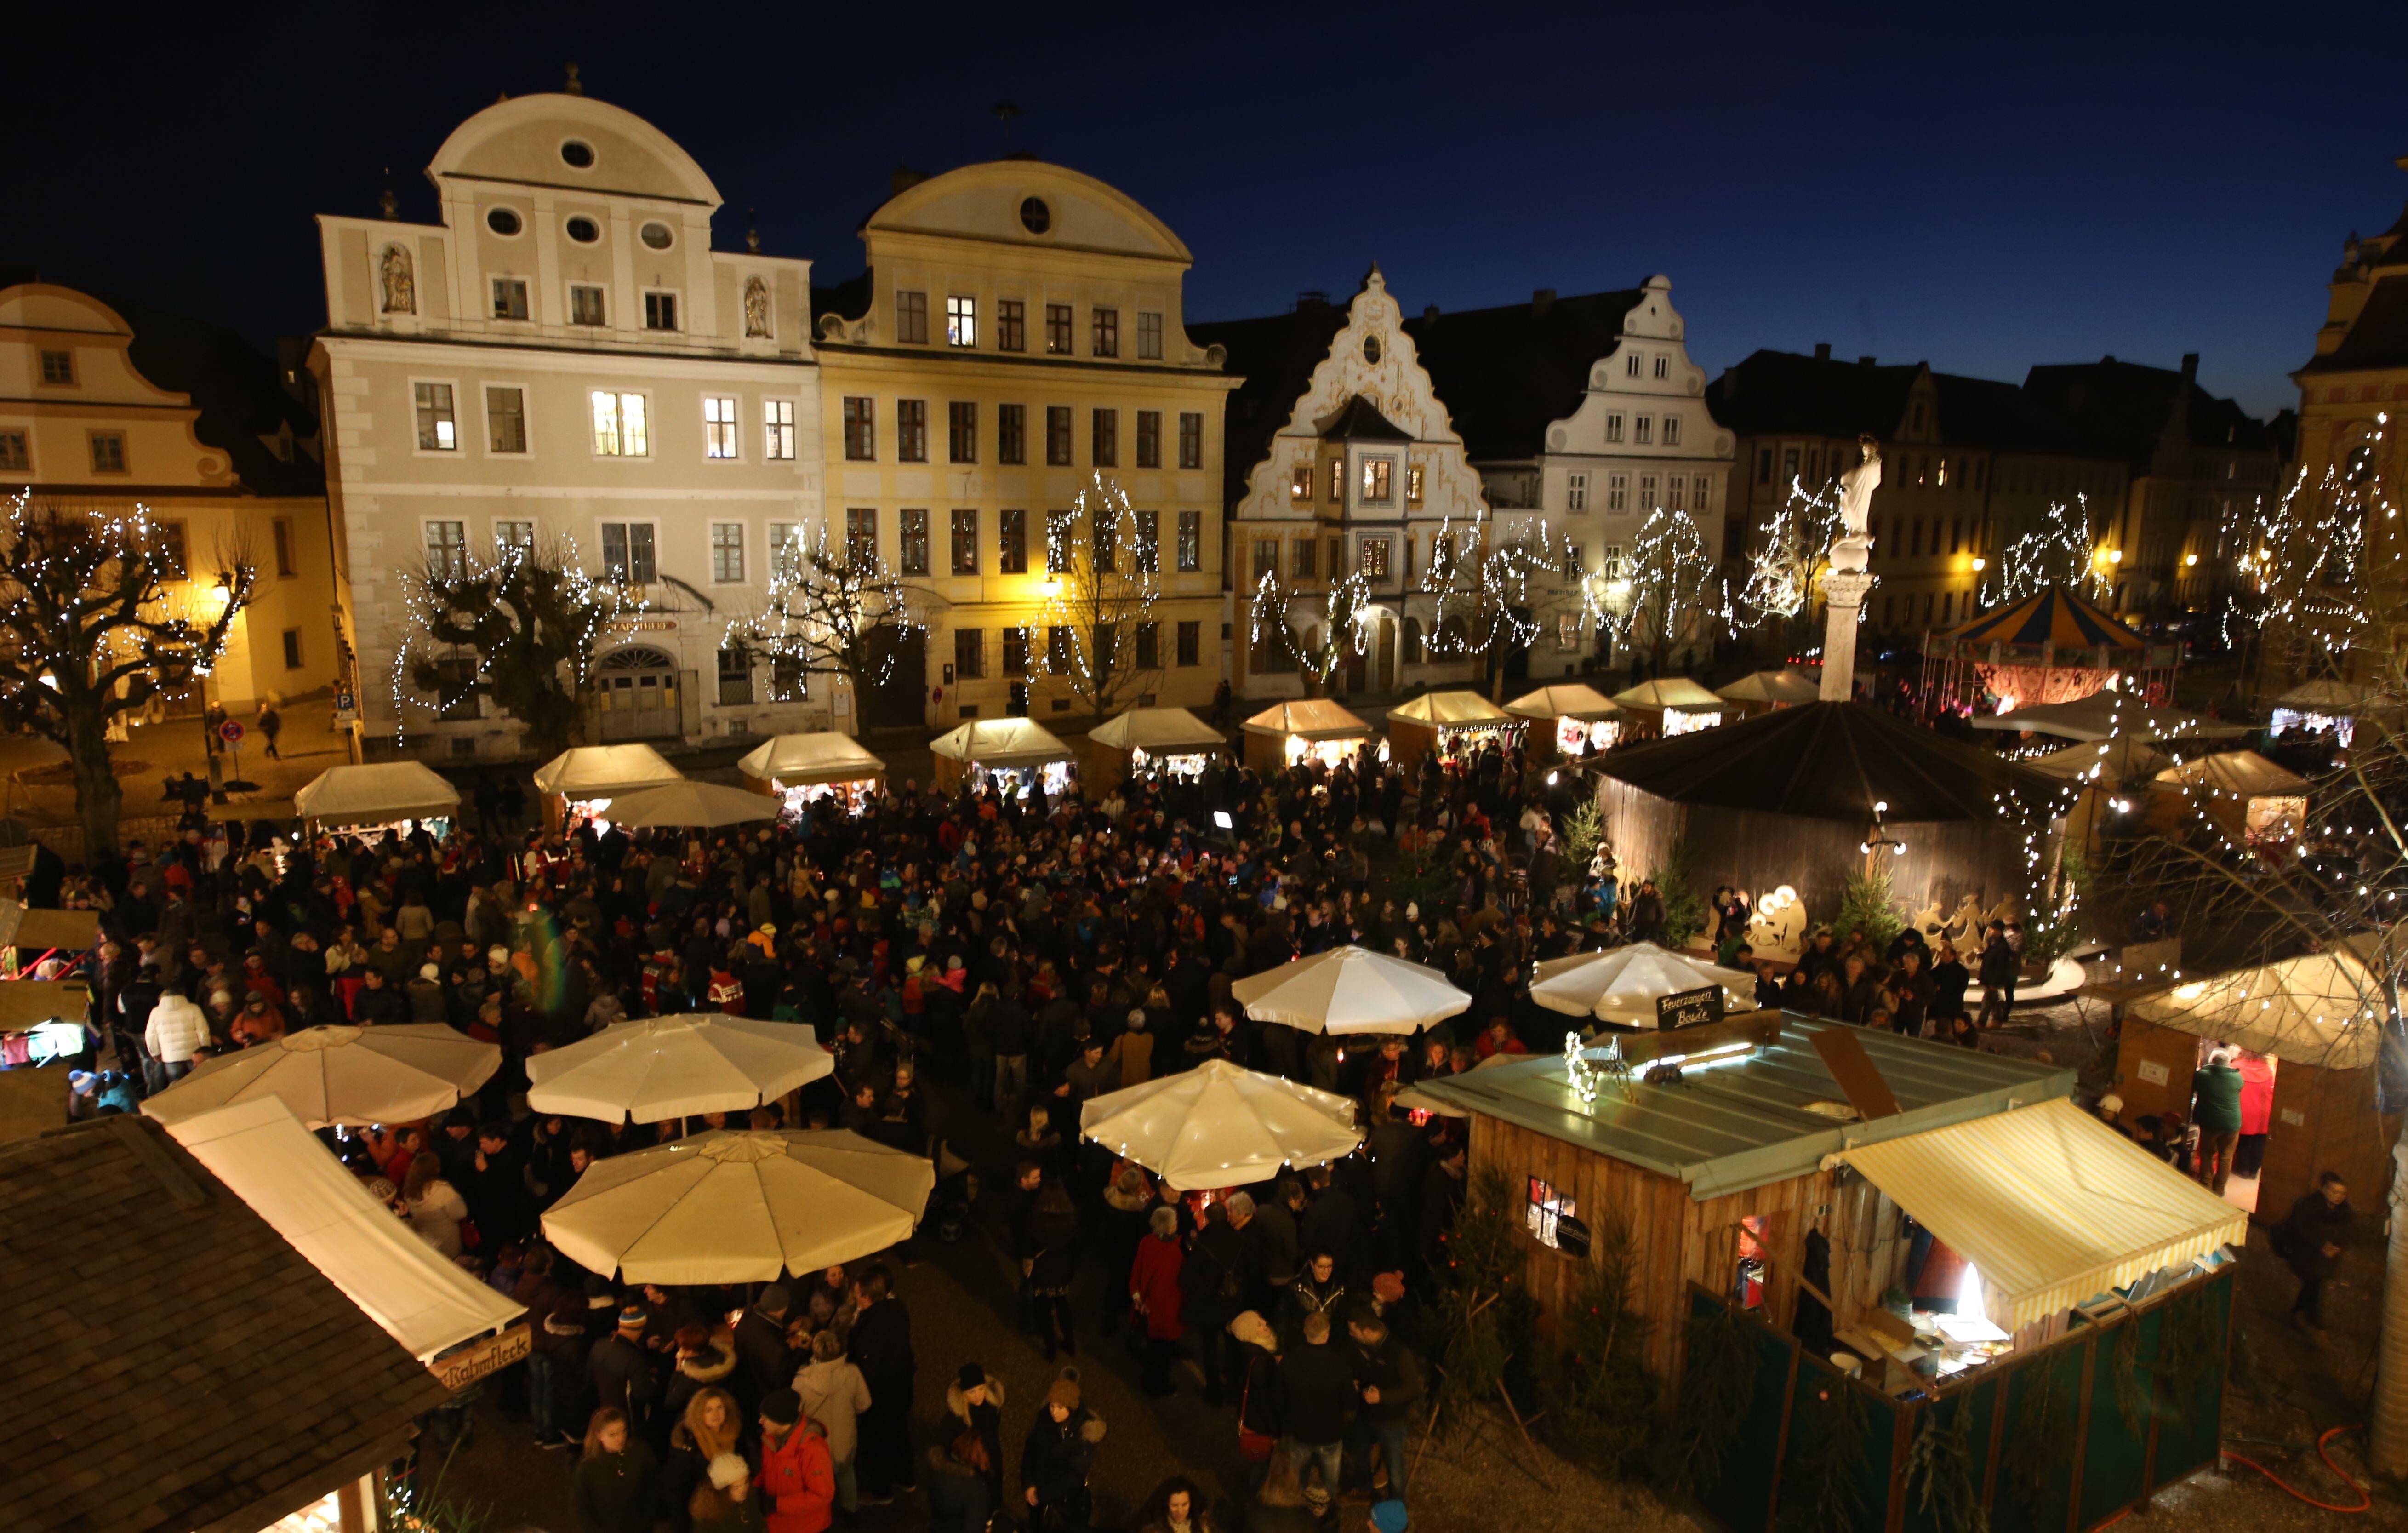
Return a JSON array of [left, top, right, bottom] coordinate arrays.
[[0, 901, 101, 951], [294, 761, 461, 827], [1503, 683, 1623, 722], [1610, 677, 1724, 710], [736, 732, 888, 785], [928, 717, 1074, 767], [162, 1098, 524, 1361], [532, 744, 685, 798], [1837, 1098, 2245, 1331], [1088, 707, 1229, 754], [1240, 698, 1372, 740]]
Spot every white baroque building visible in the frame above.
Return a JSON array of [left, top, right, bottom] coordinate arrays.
[[310, 91, 824, 759]]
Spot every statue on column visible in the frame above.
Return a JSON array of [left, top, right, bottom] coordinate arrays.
[[1816, 435, 1881, 703], [1828, 435, 1881, 573]]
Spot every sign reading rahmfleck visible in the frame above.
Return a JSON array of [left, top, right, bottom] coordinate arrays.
[[428, 1323, 530, 1392], [1655, 984, 1725, 1031]]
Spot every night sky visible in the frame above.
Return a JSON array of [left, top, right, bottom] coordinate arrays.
[[17, 4, 2406, 419]]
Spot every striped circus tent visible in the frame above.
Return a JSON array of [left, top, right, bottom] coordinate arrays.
[[1942, 584, 2147, 653]]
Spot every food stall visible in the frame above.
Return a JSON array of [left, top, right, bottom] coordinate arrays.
[[1714, 668, 1821, 717], [531, 743, 685, 832], [1504, 682, 1625, 757], [0, 898, 100, 979], [2148, 749, 2309, 847], [1384, 690, 1520, 773], [0, 979, 91, 1066], [2269, 677, 2371, 748], [1610, 676, 1726, 736], [293, 761, 461, 841], [930, 717, 1077, 799], [1241, 698, 1376, 774], [736, 732, 887, 815], [1086, 707, 1229, 786]]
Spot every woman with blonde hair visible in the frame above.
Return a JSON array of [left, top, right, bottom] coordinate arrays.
[[662, 1387, 743, 1533]]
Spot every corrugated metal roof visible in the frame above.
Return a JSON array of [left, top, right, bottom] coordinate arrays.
[[1412, 1013, 2073, 1200]]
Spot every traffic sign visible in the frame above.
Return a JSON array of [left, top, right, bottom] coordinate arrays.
[[218, 720, 246, 745]]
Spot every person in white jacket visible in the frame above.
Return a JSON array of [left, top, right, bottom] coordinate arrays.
[[792, 1328, 873, 1517], [143, 993, 212, 1083]]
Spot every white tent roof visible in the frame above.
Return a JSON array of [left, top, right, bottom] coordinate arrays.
[[1715, 669, 1822, 705], [1241, 698, 1373, 740], [532, 744, 685, 797], [1386, 690, 1512, 726], [141, 1023, 502, 1129], [1610, 677, 1724, 711], [2024, 736, 2170, 784], [1229, 945, 1470, 1035], [1078, 1059, 1361, 1190], [603, 781, 781, 829], [1088, 707, 1229, 753], [163, 1098, 523, 1361], [737, 732, 887, 785], [2127, 939, 2389, 1069], [526, 1014, 835, 1123], [2152, 749, 2310, 799], [1973, 692, 2250, 744], [1839, 1098, 2245, 1332], [294, 762, 461, 828], [2274, 678, 2371, 711], [1529, 942, 1759, 1026], [928, 717, 1074, 766], [1503, 684, 1624, 722]]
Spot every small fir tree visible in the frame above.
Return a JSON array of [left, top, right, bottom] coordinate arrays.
[[1431, 1167, 1524, 1426], [1647, 842, 1709, 948], [1832, 868, 1906, 951], [1558, 796, 1606, 867], [1537, 1215, 1659, 1479]]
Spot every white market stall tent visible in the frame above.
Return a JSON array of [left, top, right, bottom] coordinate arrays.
[[2150, 749, 2310, 846], [1385, 690, 1519, 772], [533, 744, 685, 830], [163, 1098, 524, 1363], [2270, 677, 2372, 746], [1241, 698, 1376, 773], [738, 732, 887, 814], [293, 761, 462, 829], [1612, 677, 1726, 735], [140, 1023, 501, 1129], [1088, 707, 1228, 784], [930, 717, 1076, 798], [1715, 669, 1822, 711], [1078, 1059, 1361, 1190], [1972, 692, 2249, 744], [1505, 683, 1626, 755]]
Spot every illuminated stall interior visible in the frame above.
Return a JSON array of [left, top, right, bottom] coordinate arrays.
[[1087, 707, 1229, 786], [1505, 682, 1625, 757], [1384, 690, 1521, 773], [1240, 698, 1376, 774], [294, 762, 462, 847], [1611, 676, 1727, 737], [2268, 677, 2371, 748], [531, 743, 685, 833], [737, 732, 888, 816], [930, 717, 1078, 799], [2149, 750, 2310, 847]]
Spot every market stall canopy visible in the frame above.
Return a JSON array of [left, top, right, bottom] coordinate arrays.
[[1230, 945, 1470, 1035], [293, 761, 461, 828], [1088, 707, 1229, 753], [208, 796, 298, 823], [140, 1023, 502, 1129], [1715, 669, 1823, 706], [1597, 701, 2062, 822], [531, 743, 685, 798], [736, 732, 888, 785], [1973, 691, 2250, 743], [603, 780, 780, 829], [525, 1014, 835, 1123], [0, 979, 89, 1029], [1529, 943, 1758, 1025], [1611, 677, 1724, 711], [2273, 678, 2373, 712], [1504, 683, 1624, 722], [163, 1098, 523, 1361], [1386, 690, 1512, 725], [1942, 584, 2148, 652], [1241, 698, 1374, 739], [1078, 1059, 1362, 1190], [0, 900, 101, 951], [542, 1128, 932, 1284], [2024, 736, 2170, 784], [2127, 939, 2389, 1069], [929, 716, 1075, 767], [1837, 1098, 2245, 1331], [2151, 750, 2311, 799]]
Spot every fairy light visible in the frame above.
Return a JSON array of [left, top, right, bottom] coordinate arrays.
[[1733, 477, 1846, 628], [1025, 474, 1158, 716], [1980, 495, 2109, 607], [1582, 506, 1717, 660], [722, 521, 926, 709]]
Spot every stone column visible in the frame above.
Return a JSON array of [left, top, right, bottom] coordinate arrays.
[[1818, 570, 1877, 702]]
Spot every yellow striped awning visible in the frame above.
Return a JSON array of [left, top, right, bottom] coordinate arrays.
[[1837, 1098, 2245, 1331]]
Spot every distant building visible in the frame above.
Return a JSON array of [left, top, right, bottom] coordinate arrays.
[[0, 281, 339, 713], [2294, 162, 2408, 518]]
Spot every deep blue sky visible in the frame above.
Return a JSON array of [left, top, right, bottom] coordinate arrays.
[[15, 3, 2405, 418]]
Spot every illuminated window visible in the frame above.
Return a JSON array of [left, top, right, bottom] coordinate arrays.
[[416, 383, 458, 451], [1045, 303, 1073, 355], [764, 398, 795, 460], [1177, 511, 1201, 572], [1290, 466, 1313, 503], [1528, 1177, 1576, 1249], [591, 390, 647, 456], [486, 387, 527, 453], [945, 295, 976, 347], [1360, 537, 1392, 578], [704, 396, 739, 458], [1361, 458, 1393, 503], [1406, 464, 1424, 503]]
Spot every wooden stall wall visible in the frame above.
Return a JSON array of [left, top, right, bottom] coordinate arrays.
[[2261, 1060, 2398, 1224], [1387, 719, 1437, 776], [2110, 1019, 2202, 1127]]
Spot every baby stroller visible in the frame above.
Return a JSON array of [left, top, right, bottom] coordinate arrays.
[[928, 1136, 978, 1242]]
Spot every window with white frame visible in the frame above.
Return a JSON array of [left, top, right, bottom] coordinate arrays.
[[495, 520, 535, 553], [424, 519, 468, 578], [768, 521, 805, 581], [1653, 355, 1669, 379], [1361, 458, 1393, 503], [704, 396, 739, 459], [1360, 537, 1392, 578], [1563, 543, 1585, 577], [946, 295, 976, 347], [1668, 477, 1685, 510], [1633, 416, 1653, 445], [642, 291, 679, 332], [599, 521, 656, 584], [1663, 415, 1681, 446], [710, 521, 746, 582], [592, 391, 648, 456], [413, 383, 459, 452], [1137, 311, 1163, 360], [1603, 413, 1624, 444], [491, 277, 529, 321], [485, 386, 526, 453], [1566, 472, 1588, 512], [1626, 353, 1642, 377], [764, 399, 795, 459], [1693, 476, 1711, 513], [896, 290, 929, 344], [1607, 473, 1627, 512]]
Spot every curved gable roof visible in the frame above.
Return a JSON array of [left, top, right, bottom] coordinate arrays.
[[867, 161, 1190, 263], [429, 94, 720, 206]]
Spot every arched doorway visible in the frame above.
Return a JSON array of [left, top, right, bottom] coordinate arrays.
[[597, 645, 680, 740]]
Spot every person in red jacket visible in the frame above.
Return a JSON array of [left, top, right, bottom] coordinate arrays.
[[2235, 1049, 2277, 1180], [1129, 1204, 1187, 1398], [754, 1388, 834, 1533]]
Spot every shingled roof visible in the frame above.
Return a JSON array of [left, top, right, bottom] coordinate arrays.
[[2022, 356, 2278, 463], [0, 1116, 447, 1533], [1706, 349, 1926, 440], [1399, 287, 1646, 461], [2299, 275, 2408, 376]]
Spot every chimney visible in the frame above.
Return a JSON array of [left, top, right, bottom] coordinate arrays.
[[1858, 355, 1876, 367], [1296, 290, 1329, 310], [1813, 342, 1832, 362], [2180, 352, 2199, 385], [1532, 288, 1555, 315], [1423, 304, 1440, 323], [889, 165, 928, 196]]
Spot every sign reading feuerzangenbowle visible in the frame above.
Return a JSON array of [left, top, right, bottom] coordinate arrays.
[[1655, 984, 1725, 1031]]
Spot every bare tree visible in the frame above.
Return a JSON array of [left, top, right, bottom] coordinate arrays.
[[1250, 565, 1379, 698], [1733, 478, 1845, 656], [0, 493, 255, 856], [1979, 495, 2109, 607], [726, 521, 931, 718], [1420, 507, 1571, 698], [398, 535, 634, 759], [1035, 475, 1161, 726], [1594, 508, 1718, 673]]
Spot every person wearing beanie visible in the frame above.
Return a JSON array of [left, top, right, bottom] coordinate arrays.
[[938, 1361, 1005, 1510], [755, 1386, 835, 1533], [687, 1452, 766, 1533], [588, 1303, 658, 1434], [1368, 1500, 1409, 1533], [1020, 1369, 1106, 1529]]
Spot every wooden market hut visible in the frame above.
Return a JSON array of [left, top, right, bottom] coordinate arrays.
[[1240, 698, 1374, 774], [1383, 689, 1518, 774], [1593, 700, 2066, 928], [929, 716, 1076, 795], [2148, 749, 2311, 848], [1086, 707, 1229, 787], [2118, 939, 2400, 1218], [1503, 682, 1624, 758]]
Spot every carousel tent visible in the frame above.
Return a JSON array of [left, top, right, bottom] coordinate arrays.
[[929, 717, 1074, 767], [532, 743, 684, 798], [1503, 683, 1624, 722], [1943, 585, 2147, 652], [2025, 736, 2170, 784], [2151, 750, 2310, 801], [1241, 698, 1374, 740], [1973, 692, 2248, 743], [292, 761, 461, 828], [1611, 677, 1725, 711], [1386, 690, 1512, 725], [2127, 941, 2385, 1070], [1088, 708, 1228, 754], [737, 733, 887, 785], [1715, 669, 1823, 706]]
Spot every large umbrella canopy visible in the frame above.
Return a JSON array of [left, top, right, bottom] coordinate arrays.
[[1079, 1059, 1361, 1190], [140, 1024, 500, 1129], [1529, 943, 1760, 1026], [542, 1129, 932, 1283], [1972, 691, 2249, 743], [737, 732, 888, 785], [526, 1015, 834, 1123], [294, 761, 461, 827], [603, 780, 781, 829], [1230, 946, 1469, 1035], [2024, 736, 2169, 784]]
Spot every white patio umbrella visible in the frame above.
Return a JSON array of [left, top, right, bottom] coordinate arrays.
[[1078, 1059, 1362, 1190], [602, 780, 781, 829], [1529, 943, 1760, 1027], [542, 1129, 933, 1283], [1229, 946, 1470, 1035], [139, 1024, 501, 1129], [526, 1014, 834, 1123]]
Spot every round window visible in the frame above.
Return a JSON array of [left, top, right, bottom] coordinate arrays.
[[1363, 336, 1383, 365], [485, 207, 522, 236], [565, 216, 602, 244], [639, 221, 674, 251], [560, 139, 596, 169], [1019, 197, 1051, 235]]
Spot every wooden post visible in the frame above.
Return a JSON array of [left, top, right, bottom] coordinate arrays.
[[335, 1474, 369, 1533]]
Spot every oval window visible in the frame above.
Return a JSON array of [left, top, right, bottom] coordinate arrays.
[[565, 216, 602, 244], [485, 207, 522, 236], [1019, 197, 1051, 235], [1363, 336, 1383, 365], [560, 139, 596, 169], [639, 221, 674, 251]]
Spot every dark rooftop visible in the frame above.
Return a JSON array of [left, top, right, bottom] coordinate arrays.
[[1317, 393, 1413, 443], [2022, 356, 2278, 463], [0, 1116, 447, 1533], [1188, 297, 1351, 506], [1399, 287, 1647, 461], [2300, 274, 2408, 376], [91, 290, 325, 499], [1706, 349, 1928, 441]]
